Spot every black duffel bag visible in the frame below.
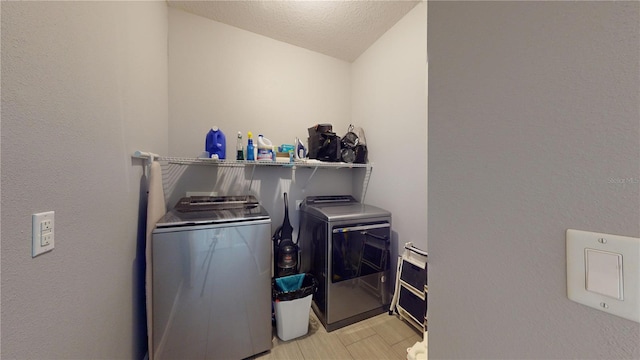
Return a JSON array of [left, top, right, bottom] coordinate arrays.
[[308, 124, 341, 162]]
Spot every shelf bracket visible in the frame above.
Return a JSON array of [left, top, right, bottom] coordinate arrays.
[[360, 165, 372, 202], [133, 150, 158, 166], [302, 166, 319, 192], [248, 163, 256, 193]]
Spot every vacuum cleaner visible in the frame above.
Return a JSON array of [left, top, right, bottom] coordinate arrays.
[[273, 192, 299, 278]]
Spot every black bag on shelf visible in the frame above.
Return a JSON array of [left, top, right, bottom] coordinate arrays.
[[308, 124, 341, 162], [340, 125, 368, 164]]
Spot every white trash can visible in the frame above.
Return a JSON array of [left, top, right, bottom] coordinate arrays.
[[274, 293, 313, 341], [272, 274, 317, 341]]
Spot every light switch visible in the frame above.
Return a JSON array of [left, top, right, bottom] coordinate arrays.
[[585, 249, 623, 299], [567, 229, 639, 323]]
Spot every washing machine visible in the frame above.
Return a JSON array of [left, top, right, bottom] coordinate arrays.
[[152, 195, 272, 360], [298, 195, 392, 331]]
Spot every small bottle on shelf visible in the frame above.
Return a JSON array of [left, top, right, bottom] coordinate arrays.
[[236, 131, 244, 160]]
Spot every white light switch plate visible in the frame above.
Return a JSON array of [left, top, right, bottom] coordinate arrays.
[[32, 211, 55, 257], [585, 249, 623, 299], [567, 229, 640, 323]]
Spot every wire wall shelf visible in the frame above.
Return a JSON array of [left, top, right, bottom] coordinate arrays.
[[133, 151, 370, 169], [132, 151, 373, 201]]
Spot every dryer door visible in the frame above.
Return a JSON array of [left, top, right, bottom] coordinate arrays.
[[326, 222, 391, 326], [331, 223, 390, 283]]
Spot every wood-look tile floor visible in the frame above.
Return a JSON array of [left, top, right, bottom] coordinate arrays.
[[252, 310, 426, 360]]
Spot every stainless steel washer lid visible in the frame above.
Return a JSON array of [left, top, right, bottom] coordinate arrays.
[[174, 195, 259, 211], [155, 195, 270, 228], [301, 196, 390, 222]]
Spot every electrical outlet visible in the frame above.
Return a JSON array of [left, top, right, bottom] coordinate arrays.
[[41, 219, 52, 231], [41, 232, 53, 246], [32, 211, 54, 257]]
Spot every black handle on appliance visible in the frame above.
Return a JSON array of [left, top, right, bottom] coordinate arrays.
[[404, 244, 428, 258], [361, 231, 389, 242]]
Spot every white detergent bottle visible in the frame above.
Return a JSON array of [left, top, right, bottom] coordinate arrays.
[[257, 134, 274, 161]]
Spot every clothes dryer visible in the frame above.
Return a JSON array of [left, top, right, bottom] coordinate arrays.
[[298, 195, 391, 331]]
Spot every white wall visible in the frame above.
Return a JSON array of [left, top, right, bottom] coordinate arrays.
[[167, 8, 356, 229], [351, 2, 428, 262], [168, 7, 352, 158], [428, 1, 639, 358], [1, 2, 168, 358]]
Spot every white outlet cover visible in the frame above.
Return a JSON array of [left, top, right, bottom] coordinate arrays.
[[567, 229, 640, 323], [32, 211, 55, 257]]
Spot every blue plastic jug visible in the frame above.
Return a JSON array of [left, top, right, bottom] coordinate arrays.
[[205, 127, 226, 160]]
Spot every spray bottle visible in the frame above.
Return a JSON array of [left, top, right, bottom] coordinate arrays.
[[246, 132, 255, 161]]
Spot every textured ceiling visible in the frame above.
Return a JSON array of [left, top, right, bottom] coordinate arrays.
[[166, 1, 420, 62]]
